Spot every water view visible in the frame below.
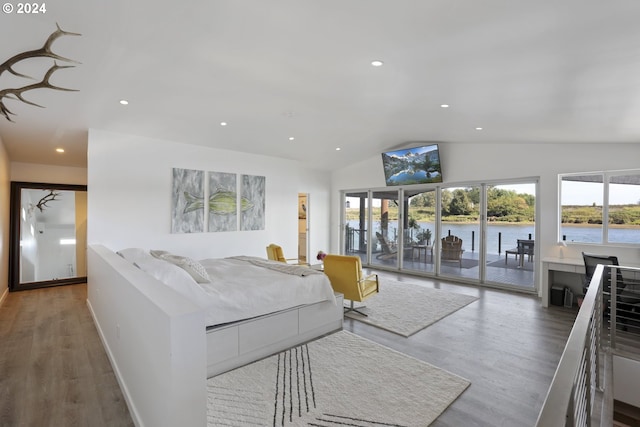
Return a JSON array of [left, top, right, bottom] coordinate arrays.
[[347, 221, 640, 254]]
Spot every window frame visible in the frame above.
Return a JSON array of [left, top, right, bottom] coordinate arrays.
[[559, 169, 640, 246]]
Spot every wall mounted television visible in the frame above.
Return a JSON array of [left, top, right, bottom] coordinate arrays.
[[381, 144, 442, 186]]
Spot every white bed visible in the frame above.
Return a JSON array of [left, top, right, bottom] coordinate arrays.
[[88, 245, 342, 410], [116, 248, 338, 328], [87, 245, 343, 426]]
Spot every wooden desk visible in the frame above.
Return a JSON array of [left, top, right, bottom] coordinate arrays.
[[541, 257, 640, 307], [541, 257, 584, 308]]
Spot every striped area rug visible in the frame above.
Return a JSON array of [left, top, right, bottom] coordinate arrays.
[[207, 331, 470, 427]]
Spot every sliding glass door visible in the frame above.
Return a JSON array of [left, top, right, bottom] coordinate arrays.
[[439, 186, 481, 281], [344, 192, 369, 265], [341, 179, 538, 293], [485, 183, 536, 289], [403, 189, 436, 274], [370, 190, 400, 269]]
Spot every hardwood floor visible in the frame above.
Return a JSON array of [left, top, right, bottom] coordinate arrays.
[[348, 271, 578, 427], [0, 284, 133, 427], [0, 276, 577, 426]]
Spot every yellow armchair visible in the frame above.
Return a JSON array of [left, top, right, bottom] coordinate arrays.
[[323, 254, 379, 316], [266, 243, 303, 264]]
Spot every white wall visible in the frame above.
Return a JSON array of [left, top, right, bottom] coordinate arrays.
[[87, 129, 331, 259], [10, 162, 87, 185], [88, 245, 206, 427], [613, 355, 640, 408], [331, 142, 640, 268]]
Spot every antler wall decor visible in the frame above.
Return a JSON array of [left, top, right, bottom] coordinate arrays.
[[0, 23, 81, 122], [34, 190, 60, 212]]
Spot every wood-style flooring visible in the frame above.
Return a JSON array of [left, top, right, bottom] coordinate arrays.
[[347, 271, 578, 426], [0, 275, 578, 426], [0, 284, 133, 427]]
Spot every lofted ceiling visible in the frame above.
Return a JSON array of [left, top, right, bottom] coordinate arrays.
[[1, 0, 640, 171]]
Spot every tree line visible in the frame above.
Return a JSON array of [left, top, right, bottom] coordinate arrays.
[[409, 188, 535, 223], [346, 188, 640, 226]]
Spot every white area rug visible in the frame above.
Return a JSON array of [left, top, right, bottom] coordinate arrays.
[[345, 280, 478, 336], [207, 331, 470, 427]]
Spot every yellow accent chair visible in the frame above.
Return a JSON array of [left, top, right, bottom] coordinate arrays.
[[266, 243, 302, 264], [441, 235, 464, 267], [323, 254, 379, 316]]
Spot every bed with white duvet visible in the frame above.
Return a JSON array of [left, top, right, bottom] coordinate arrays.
[[124, 248, 338, 327], [87, 245, 342, 426]]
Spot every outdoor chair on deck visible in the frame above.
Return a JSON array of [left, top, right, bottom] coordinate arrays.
[[375, 232, 397, 260], [505, 239, 534, 266], [441, 235, 464, 267], [323, 254, 379, 316], [517, 239, 534, 267]]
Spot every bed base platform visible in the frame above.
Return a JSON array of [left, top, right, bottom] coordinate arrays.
[[206, 295, 343, 377]]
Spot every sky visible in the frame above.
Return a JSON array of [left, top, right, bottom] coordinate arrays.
[[347, 181, 640, 207], [561, 181, 639, 206], [495, 182, 639, 205]]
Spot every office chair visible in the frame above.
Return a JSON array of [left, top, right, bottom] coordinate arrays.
[[582, 252, 640, 331]]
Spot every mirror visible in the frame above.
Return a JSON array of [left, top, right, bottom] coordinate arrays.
[[9, 182, 88, 291]]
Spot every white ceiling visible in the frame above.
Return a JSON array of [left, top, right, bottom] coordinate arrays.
[[1, 0, 640, 171]]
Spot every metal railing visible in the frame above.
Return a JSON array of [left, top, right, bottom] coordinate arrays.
[[536, 264, 640, 426]]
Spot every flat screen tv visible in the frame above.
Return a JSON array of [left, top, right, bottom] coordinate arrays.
[[381, 144, 442, 186]]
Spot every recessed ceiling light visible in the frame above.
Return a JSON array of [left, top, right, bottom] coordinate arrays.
[[336, 147, 341, 151], [371, 60, 384, 67], [55, 148, 64, 153], [440, 104, 450, 108], [475, 127, 483, 131], [119, 99, 129, 105], [289, 137, 295, 141], [220, 122, 227, 126]]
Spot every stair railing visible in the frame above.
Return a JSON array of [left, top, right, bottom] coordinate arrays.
[[536, 264, 604, 426]]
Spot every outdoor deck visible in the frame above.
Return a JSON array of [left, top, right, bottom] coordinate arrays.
[[352, 249, 535, 290]]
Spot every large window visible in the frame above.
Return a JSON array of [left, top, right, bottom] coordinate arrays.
[[560, 170, 640, 244], [341, 179, 538, 292]]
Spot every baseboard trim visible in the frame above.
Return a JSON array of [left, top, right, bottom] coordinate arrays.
[[86, 299, 143, 427], [0, 287, 8, 308]]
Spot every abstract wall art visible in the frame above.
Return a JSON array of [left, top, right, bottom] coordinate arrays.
[[171, 168, 204, 233], [171, 168, 265, 233], [208, 171, 237, 232], [240, 174, 265, 231]]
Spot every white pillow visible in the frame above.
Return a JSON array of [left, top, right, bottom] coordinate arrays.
[[150, 249, 170, 258], [134, 258, 211, 308], [117, 248, 153, 265], [156, 253, 211, 284]]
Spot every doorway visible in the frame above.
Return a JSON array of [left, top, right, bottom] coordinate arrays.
[[298, 193, 308, 264]]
